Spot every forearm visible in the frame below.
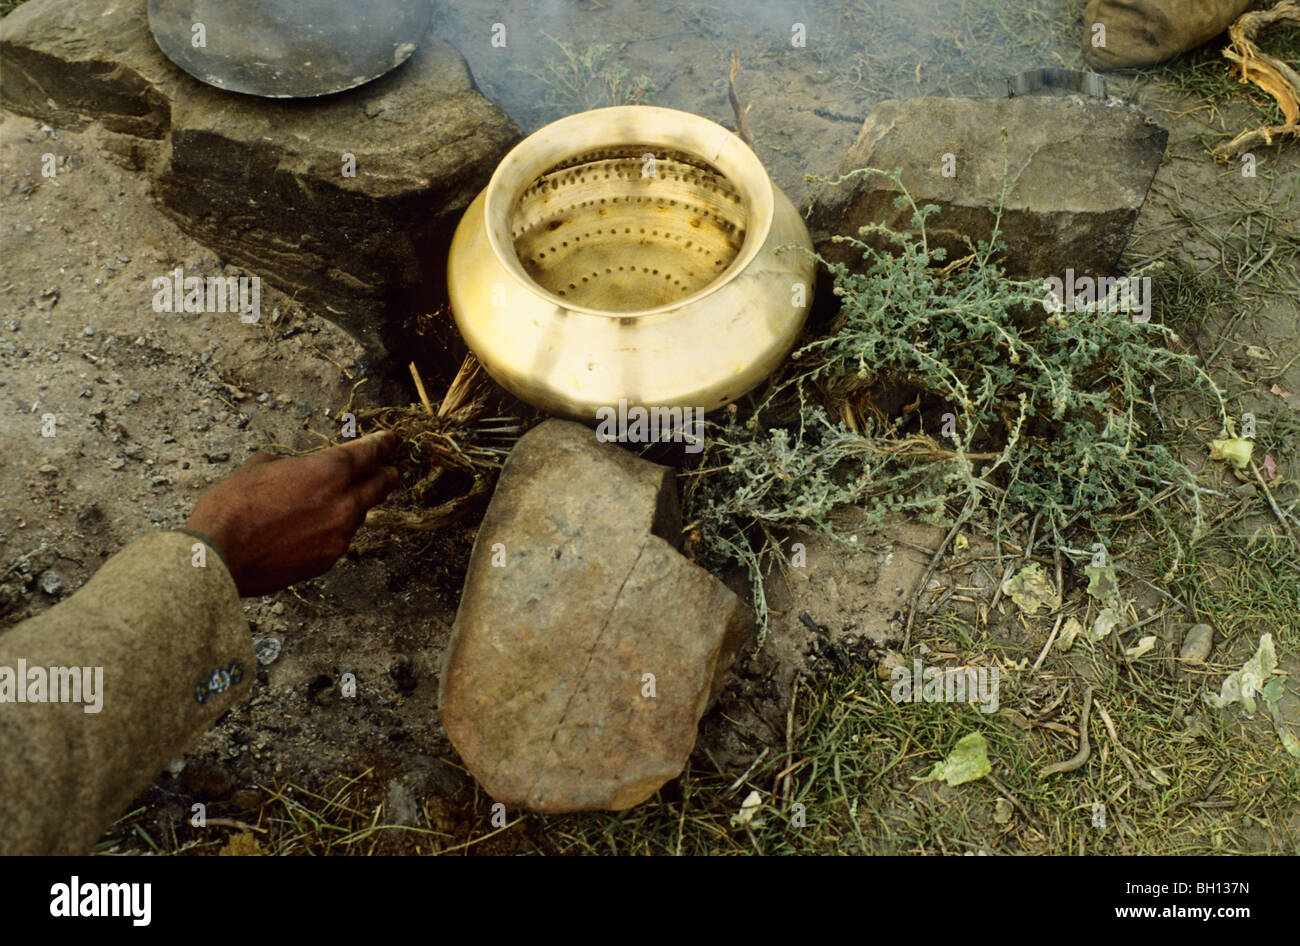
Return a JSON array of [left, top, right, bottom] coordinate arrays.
[[0, 531, 254, 855]]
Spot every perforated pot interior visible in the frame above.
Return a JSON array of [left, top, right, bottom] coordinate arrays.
[[509, 145, 749, 312]]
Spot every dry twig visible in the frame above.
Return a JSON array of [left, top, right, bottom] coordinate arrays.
[[1214, 1, 1300, 160], [1040, 686, 1094, 777], [728, 50, 755, 148]]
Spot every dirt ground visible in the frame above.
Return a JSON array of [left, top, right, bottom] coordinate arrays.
[[2, 0, 1297, 855], [0, 99, 957, 851]]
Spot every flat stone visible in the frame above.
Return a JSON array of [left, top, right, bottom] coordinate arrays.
[[1, 0, 520, 357], [807, 96, 1168, 281], [1180, 623, 1214, 663], [440, 419, 752, 813], [0, 0, 181, 138]]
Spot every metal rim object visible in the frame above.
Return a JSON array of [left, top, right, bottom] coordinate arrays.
[[147, 0, 431, 98], [447, 106, 815, 421], [1006, 68, 1109, 100]]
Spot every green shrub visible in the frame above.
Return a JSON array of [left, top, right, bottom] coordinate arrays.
[[684, 168, 1228, 633]]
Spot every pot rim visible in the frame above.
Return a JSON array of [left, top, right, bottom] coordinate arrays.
[[482, 105, 776, 320]]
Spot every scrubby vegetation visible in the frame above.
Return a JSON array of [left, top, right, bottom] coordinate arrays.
[[684, 168, 1230, 631]]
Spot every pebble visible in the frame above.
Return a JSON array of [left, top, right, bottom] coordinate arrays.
[[38, 570, 63, 596], [1180, 624, 1214, 663], [252, 635, 282, 666], [205, 450, 230, 464], [385, 779, 419, 827]]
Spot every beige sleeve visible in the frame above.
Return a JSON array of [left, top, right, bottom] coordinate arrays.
[[0, 531, 254, 855]]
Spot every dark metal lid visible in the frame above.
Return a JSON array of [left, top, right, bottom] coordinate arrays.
[[148, 0, 431, 98]]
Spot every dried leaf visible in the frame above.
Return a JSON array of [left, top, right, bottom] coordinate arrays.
[[1273, 709, 1300, 760], [1209, 436, 1253, 470], [1057, 616, 1085, 652], [1262, 675, 1285, 705], [1084, 563, 1119, 606], [1002, 563, 1055, 614], [1091, 607, 1123, 642], [914, 732, 992, 787], [1126, 635, 1157, 659], [1206, 634, 1277, 715], [730, 790, 764, 827]]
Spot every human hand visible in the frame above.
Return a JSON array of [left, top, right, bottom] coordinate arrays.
[[186, 431, 400, 596]]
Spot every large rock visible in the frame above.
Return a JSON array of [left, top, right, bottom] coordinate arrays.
[[440, 420, 752, 813], [0, 0, 520, 356], [807, 96, 1168, 281], [1082, 0, 1253, 71], [0, 0, 180, 139]]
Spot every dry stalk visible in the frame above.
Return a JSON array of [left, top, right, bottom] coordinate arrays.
[[351, 354, 525, 543], [1214, 1, 1300, 160], [728, 49, 755, 148]]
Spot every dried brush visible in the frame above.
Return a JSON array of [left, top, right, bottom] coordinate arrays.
[[351, 354, 526, 536]]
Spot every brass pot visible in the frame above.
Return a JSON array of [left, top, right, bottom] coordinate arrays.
[[446, 106, 815, 420]]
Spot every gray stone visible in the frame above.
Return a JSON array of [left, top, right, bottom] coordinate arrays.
[[37, 570, 63, 596], [252, 635, 282, 666], [1, 0, 521, 357], [384, 778, 420, 827], [807, 96, 1168, 281], [0, 0, 180, 139], [440, 420, 753, 813], [1180, 623, 1214, 664]]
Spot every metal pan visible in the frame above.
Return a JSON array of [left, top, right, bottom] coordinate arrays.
[[148, 0, 431, 98]]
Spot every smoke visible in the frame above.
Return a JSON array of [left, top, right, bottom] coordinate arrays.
[[426, 0, 1085, 205], [429, 0, 1086, 130]]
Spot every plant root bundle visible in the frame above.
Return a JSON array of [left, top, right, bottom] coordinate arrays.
[[350, 355, 527, 542], [1214, 0, 1300, 161]]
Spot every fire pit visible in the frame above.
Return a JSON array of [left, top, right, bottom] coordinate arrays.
[[447, 106, 815, 419]]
